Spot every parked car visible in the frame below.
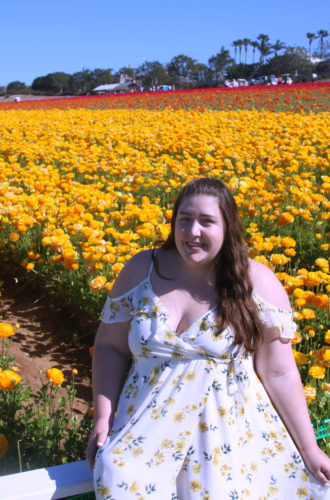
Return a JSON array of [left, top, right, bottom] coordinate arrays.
[[279, 74, 293, 84], [237, 79, 248, 86], [269, 75, 278, 85]]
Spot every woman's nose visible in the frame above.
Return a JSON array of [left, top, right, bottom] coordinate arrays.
[[189, 220, 201, 235]]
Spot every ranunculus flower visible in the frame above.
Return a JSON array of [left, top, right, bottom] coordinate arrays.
[[0, 323, 15, 338], [0, 370, 22, 390], [46, 368, 64, 386], [308, 365, 326, 379]]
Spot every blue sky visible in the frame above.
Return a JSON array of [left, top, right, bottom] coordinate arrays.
[[1, 0, 329, 86]]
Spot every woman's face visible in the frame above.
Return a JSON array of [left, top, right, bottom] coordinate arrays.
[[174, 194, 225, 272]]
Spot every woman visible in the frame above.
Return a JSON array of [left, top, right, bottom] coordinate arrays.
[[87, 178, 330, 499]]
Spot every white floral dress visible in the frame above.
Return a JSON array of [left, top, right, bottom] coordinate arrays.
[[94, 262, 329, 500]]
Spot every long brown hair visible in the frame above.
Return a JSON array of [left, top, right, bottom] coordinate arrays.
[[160, 177, 263, 354]]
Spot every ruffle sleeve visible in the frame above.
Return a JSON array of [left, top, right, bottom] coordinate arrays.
[[253, 292, 296, 339], [101, 290, 135, 323]]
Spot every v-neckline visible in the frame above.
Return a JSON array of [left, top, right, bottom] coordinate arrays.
[[147, 277, 217, 337]]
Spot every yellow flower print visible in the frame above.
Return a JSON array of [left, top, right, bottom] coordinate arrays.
[[175, 440, 186, 451], [184, 371, 195, 381], [275, 442, 285, 453], [242, 489, 251, 497], [130, 481, 139, 493], [165, 329, 175, 340], [297, 487, 308, 497], [112, 446, 123, 455], [161, 439, 173, 449], [173, 411, 185, 422], [127, 404, 135, 415], [154, 451, 165, 465], [97, 485, 110, 498], [217, 406, 228, 417], [269, 486, 279, 494], [249, 462, 258, 472], [199, 422, 209, 432], [192, 463, 202, 474], [300, 470, 309, 482], [269, 430, 279, 440], [131, 447, 143, 457], [189, 480, 202, 492]]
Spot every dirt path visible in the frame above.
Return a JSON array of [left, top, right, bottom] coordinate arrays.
[[0, 259, 95, 416]]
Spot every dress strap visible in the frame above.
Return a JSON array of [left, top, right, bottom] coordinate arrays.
[[148, 249, 156, 278]]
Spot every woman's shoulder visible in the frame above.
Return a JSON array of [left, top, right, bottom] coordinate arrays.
[[109, 249, 153, 298], [248, 259, 291, 312]]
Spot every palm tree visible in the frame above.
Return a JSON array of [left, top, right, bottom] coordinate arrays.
[[242, 38, 251, 64], [306, 32, 316, 59], [272, 40, 286, 57], [257, 34, 271, 64], [237, 39, 244, 64], [317, 29, 329, 60], [232, 40, 239, 64], [250, 41, 259, 64]]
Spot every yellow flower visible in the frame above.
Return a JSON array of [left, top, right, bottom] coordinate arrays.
[[46, 368, 64, 386], [308, 365, 325, 379], [292, 349, 309, 365], [72, 368, 78, 375], [0, 323, 15, 338], [0, 370, 22, 390]]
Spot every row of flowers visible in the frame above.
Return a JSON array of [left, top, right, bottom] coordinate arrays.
[[0, 82, 329, 113]]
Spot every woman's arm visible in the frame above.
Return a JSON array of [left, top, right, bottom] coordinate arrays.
[[251, 260, 330, 486], [255, 330, 330, 485], [86, 320, 131, 470], [86, 249, 152, 470]]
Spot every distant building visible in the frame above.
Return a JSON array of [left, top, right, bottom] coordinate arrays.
[[92, 82, 140, 94]]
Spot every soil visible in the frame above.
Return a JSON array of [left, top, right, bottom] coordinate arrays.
[[0, 258, 95, 416]]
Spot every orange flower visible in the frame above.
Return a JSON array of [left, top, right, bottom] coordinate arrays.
[[291, 332, 302, 345], [308, 365, 326, 379], [0, 434, 9, 459], [300, 308, 316, 320], [89, 346, 94, 357], [325, 330, 330, 344], [0, 370, 22, 390], [89, 275, 107, 292], [0, 323, 15, 338], [46, 368, 64, 386]]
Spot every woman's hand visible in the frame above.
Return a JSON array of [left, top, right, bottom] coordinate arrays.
[[86, 418, 110, 471], [301, 445, 330, 487]]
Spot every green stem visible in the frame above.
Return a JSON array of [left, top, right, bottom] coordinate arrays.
[[17, 440, 22, 472]]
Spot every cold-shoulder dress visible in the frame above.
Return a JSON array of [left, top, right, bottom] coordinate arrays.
[[93, 262, 329, 500]]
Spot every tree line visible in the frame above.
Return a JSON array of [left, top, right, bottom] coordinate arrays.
[[3, 30, 329, 96]]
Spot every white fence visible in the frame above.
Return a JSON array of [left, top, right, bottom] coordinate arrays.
[[0, 460, 93, 500]]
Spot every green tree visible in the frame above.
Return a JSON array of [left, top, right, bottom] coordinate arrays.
[[250, 41, 259, 64], [257, 34, 272, 64], [265, 47, 312, 79], [32, 72, 72, 95], [237, 39, 243, 64], [71, 68, 92, 94], [116, 66, 137, 83], [167, 54, 198, 87], [208, 47, 233, 82], [317, 29, 329, 59], [272, 40, 286, 57], [90, 68, 115, 88], [6, 81, 27, 94], [136, 61, 170, 88], [242, 38, 251, 64], [306, 32, 317, 58], [232, 40, 239, 63]]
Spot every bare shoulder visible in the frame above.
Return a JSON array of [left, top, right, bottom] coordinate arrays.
[[109, 249, 153, 297], [249, 259, 291, 312]]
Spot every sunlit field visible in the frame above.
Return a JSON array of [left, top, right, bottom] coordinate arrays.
[[0, 83, 329, 469]]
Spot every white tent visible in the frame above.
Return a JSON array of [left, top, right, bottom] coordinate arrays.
[[92, 83, 140, 93]]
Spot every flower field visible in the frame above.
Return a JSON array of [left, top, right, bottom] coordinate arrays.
[[0, 83, 329, 469]]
